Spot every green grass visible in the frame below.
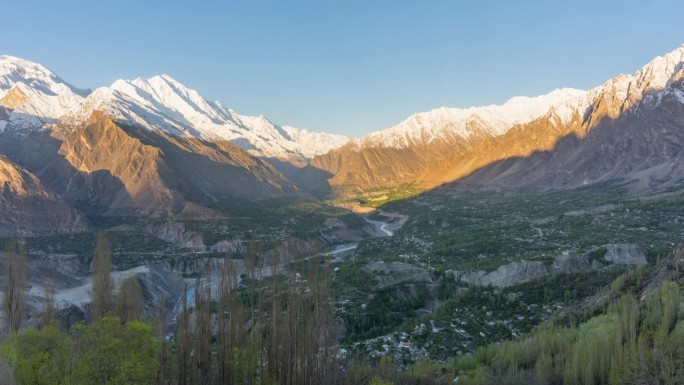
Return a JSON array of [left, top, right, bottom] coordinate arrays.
[[335, 183, 682, 362], [185, 197, 368, 247], [352, 184, 682, 272], [329, 184, 424, 209]]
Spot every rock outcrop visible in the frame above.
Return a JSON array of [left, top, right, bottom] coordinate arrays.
[[604, 243, 648, 265], [134, 264, 185, 317], [455, 260, 551, 288], [454, 245, 647, 288], [0, 55, 311, 234], [308, 46, 684, 196], [0, 155, 89, 236], [145, 221, 205, 249], [365, 261, 434, 290]]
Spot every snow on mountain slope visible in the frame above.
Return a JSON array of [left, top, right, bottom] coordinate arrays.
[[0, 55, 89, 131], [354, 88, 588, 149], [451, 45, 684, 191], [62, 74, 348, 160], [311, 44, 684, 193], [349, 45, 684, 152], [589, 44, 684, 116], [0, 55, 346, 160]]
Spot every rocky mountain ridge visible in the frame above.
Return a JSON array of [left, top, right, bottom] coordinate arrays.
[[0, 155, 89, 236], [310, 45, 684, 194], [451, 244, 648, 288], [0, 55, 347, 233], [61, 74, 348, 161], [0, 55, 347, 161]]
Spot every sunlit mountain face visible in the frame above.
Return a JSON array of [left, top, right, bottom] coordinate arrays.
[[1, 23, 684, 385], [310, 45, 684, 197]]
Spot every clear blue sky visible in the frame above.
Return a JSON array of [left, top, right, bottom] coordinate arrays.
[[5, 0, 684, 137]]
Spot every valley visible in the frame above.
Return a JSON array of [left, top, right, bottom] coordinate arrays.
[[0, 42, 683, 385], [10, 180, 677, 360], [4, 197, 393, 329], [334, 183, 682, 363]]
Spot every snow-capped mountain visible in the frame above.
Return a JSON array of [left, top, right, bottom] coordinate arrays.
[[61, 74, 348, 160], [0, 154, 89, 236], [0, 55, 326, 227], [0, 55, 89, 131], [585, 44, 684, 118], [448, 44, 684, 192], [0, 55, 347, 160], [311, 44, 684, 193], [355, 88, 588, 149], [335, 44, 684, 154]]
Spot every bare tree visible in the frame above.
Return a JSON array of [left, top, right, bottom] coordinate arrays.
[[3, 239, 27, 334], [217, 256, 230, 384], [156, 294, 172, 385], [268, 249, 281, 382], [42, 283, 57, 327], [194, 265, 213, 384], [117, 275, 143, 324], [176, 283, 191, 385], [218, 255, 247, 384], [91, 232, 113, 322], [0, 357, 17, 385]]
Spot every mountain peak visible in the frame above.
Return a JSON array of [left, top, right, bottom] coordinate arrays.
[[0, 54, 50, 71], [69, 72, 349, 160], [662, 44, 684, 61], [356, 87, 589, 149], [0, 55, 38, 67], [0, 55, 90, 98], [312, 43, 684, 194], [349, 44, 684, 152], [0, 55, 90, 130], [610, 44, 684, 93], [157, 73, 182, 84]]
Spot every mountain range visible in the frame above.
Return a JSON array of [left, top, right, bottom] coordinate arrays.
[[310, 45, 684, 194], [0, 55, 332, 233], [1, 45, 684, 235]]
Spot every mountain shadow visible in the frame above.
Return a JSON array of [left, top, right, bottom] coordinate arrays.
[[0, 123, 135, 222], [436, 86, 684, 195], [306, 77, 684, 202], [0, 106, 316, 235], [0, 154, 91, 236], [289, 164, 335, 198], [113, 122, 304, 204]]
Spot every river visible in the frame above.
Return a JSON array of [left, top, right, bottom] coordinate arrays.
[[165, 215, 398, 335]]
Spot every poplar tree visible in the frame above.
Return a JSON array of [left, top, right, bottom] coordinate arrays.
[[116, 275, 143, 323], [194, 269, 213, 384], [42, 283, 56, 327], [91, 232, 113, 322], [176, 283, 191, 385], [157, 294, 172, 385], [3, 239, 27, 334]]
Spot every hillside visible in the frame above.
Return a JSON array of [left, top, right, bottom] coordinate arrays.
[[309, 46, 684, 197]]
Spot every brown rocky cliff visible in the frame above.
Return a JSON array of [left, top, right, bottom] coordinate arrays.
[[0, 155, 89, 235]]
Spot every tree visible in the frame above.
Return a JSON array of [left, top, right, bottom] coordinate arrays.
[[0, 358, 17, 385], [156, 294, 173, 385], [72, 316, 160, 385], [117, 275, 144, 324], [42, 284, 57, 328], [194, 272, 212, 384], [370, 377, 395, 385], [176, 284, 191, 385], [3, 239, 27, 334], [91, 232, 113, 322], [0, 325, 70, 385], [217, 256, 246, 385]]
